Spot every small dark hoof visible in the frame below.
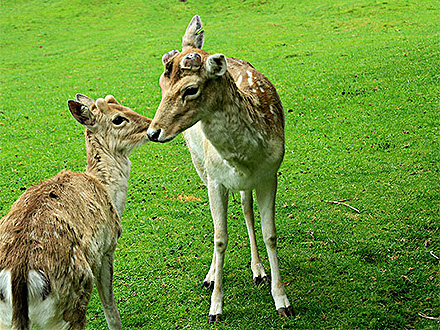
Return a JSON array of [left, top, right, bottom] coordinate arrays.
[[278, 306, 294, 318], [208, 314, 221, 324], [253, 275, 268, 286], [201, 280, 214, 289]]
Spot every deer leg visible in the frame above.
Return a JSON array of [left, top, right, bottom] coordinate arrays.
[[207, 178, 228, 323], [240, 190, 268, 285], [256, 176, 293, 318], [95, 250, 121, 330], [60, 267, 94, 330], [202, 248, 216, 288]]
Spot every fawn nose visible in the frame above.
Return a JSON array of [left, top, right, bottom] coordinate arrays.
[[147, 128, 161, 142]]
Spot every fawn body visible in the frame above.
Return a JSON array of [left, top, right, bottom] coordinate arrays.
[[0, 94, 151, 329]]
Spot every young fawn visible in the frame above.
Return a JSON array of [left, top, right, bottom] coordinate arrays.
[[0, 94, 151, 329], [147, 16, 293, 322]]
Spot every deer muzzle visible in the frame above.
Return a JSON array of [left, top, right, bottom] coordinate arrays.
[[147, 127, 177, 143]]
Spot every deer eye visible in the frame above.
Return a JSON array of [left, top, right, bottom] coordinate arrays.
[[182, 86, 200, 101], [112, 116, 128, 126]]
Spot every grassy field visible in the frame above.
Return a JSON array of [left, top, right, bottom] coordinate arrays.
[[1, 0, 439, 329]]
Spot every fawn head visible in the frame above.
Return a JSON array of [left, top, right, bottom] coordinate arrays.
[[68, 94, 152, 155], [147, 15, 228, 142]]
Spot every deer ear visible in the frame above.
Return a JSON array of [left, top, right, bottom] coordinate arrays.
[[75, 93, 95, 108], [182, 15, 204, 51], [206, 54, 227, 77], [180, 52, 202, 70], [162, 50, 180, 65], [105, 95, 120, 105], [68, 100, 96, 127]]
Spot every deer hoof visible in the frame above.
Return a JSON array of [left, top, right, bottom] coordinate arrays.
[[201, 280, 214, 289], [278, 306, 294, 318], [208, 314, 221, 324], [253, 275, 268, 286]]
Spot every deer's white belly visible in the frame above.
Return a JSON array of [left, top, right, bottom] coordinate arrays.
[[184, 123, 282, 191], [208, 154, 277, 191]]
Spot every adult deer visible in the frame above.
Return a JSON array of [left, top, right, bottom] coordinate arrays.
[[147, 15, 293, 322], [0, 94, 151, 329]]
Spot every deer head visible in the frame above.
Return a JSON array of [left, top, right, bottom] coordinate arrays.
[[147, 16, 228, 142], [68, 94, 152, 155]]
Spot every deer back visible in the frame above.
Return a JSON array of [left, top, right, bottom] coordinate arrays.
[[0, 171, 120, 294]]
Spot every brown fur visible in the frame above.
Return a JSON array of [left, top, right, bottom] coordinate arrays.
[[0, 94, 151, 329], [148, 15, 292, 322], [0, 171, 119, 328]]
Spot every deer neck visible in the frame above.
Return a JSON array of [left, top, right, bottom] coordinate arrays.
[[200, 75, 267, 168], [84, 131, 131, 218]]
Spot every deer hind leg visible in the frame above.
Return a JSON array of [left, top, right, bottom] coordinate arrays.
[[95, 251, 121, 330], [240, 190, 268, 285], [256, 176, 293, 318], [59, 271, 94, 330], [206, 178, 229, 323]]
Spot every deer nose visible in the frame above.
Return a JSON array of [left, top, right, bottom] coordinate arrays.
[[147, 128, 161, 142]]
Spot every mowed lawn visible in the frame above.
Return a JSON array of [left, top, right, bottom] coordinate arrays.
[[1, 0, 439, 329]]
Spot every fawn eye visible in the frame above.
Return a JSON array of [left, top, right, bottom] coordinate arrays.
[[182, 86, 200, 101], [112, 116, 127, 126]]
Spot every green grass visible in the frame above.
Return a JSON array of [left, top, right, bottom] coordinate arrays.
[[1, 0, 439, 329]]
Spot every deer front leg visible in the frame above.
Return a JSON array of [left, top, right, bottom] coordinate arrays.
[[202, 248, 216, 288], [256, 176, 293, 318], [95, 250, 122, 330], [240, 190, 268, 285], [207, 178, 229, 323]]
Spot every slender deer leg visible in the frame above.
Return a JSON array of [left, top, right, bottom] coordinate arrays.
[[256, 176, 293, 317], [207, 178, 229, 323], [240, 190, 267, 285], [95, 251, 121, 330], [202, 248, 216, 288]]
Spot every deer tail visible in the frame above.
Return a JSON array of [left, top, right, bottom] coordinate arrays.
[[11, 264, 29, 330]]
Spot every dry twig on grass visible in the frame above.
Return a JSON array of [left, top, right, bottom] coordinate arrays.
[[320, 198, 360, 213], [418, 312, 440, 320], [429, 251, 439, 260]]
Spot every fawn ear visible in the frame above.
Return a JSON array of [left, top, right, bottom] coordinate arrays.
[[162, 50, 180, 65], [75, 93, 95, 108], [105, 95, 120, 105], [68, 100, 96, 127], [206, 54, 227, 77], [182, 15, 204, 51]]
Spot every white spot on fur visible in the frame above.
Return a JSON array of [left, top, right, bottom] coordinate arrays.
[[257, 81, 262, 86], [236, 75, 243, 88], [53, 231, 59, 239], [259, 87, 265, 93], [251, 88, 257, 93], [270, 105, 277, 119], [247, 70, 253, 86]]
